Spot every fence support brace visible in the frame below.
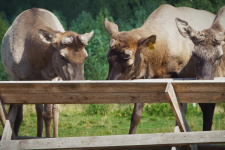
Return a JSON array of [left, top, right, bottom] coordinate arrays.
[[0, 99, 7, 128], [165, 82, 198, 150], [1, 105, 18, 141]]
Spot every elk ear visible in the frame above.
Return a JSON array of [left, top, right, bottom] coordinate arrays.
[[175, 18, 197, 38], [38, 29, 57, 44], [78, 31, 94, 45], [139, 35, 156, 50], [104, 18, 118, 36]]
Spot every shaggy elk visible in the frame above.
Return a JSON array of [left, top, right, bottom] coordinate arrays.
[[176, 6, 225, 131]]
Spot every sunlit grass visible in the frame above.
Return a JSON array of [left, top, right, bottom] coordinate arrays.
[[0, 104, 224, 137]]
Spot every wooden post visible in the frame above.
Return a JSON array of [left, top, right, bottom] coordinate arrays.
[[1, 105, 18, 140], [0, 99, 7, 128], [165, 82, 197, 150]]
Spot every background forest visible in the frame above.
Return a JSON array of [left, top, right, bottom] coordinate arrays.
[[0, 0, 224, 80]]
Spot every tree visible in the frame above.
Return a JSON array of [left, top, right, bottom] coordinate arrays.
[[70, 8, 113, 80], [0, 13, 10, 80]]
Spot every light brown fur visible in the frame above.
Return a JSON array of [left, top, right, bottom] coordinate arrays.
[[105, 4, 215, 134], [1, 8, 94, 137]]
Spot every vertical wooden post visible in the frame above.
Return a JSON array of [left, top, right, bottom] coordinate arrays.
[[1, 105, 18, 140], [0, 99, 7, 128], [165, 82, 198, 150]]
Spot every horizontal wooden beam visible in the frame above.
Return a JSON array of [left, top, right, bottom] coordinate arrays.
[[0, 80, 225, 104], [0, 131, 224, 149], [1, 92, 225, 104], [0, 80, 225, 93], [0, 81, 168, 93], [90, 145, 225, 150]]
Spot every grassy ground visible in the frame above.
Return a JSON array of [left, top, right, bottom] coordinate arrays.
[[0, 104, 224, 137]]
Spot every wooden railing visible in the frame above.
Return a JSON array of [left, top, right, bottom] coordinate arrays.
[[0, 79, 224, 150]]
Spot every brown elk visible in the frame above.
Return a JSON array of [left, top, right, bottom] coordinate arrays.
[[105, 4, 215, 133], [1, 8, 94, 137]]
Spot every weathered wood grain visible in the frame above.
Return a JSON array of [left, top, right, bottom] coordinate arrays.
[[1, 105, 18, 140], [0, 82, 168, 93], [0, 81, 224, 104], [165, 83, 197, 150], [0, 131, 224, 149], [0, 99, 7, 127], [0, 80, 225, 94], [1, 92, 225, 104]]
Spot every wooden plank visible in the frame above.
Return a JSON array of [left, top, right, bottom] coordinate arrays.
[[1, 120, 13, 141], [0, 81, 168, 94], [1, 105, 18, 140], [1, 93, 168, 104], [2, 92, 225, 104], [165, 83, 195, 150], [172, 82, 225, 93], [0, 131, 224, 149], [198, 144, 225, 150], [165, 83, 191, 132], [89, 145, 225, 150], [0, 99, 7, 127], [0, 80, 225, 94], [91, 146, 173, 150], [176, 93, 225, 103]]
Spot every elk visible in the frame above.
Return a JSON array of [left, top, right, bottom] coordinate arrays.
[[175, 6, 225, 131], [105, 4, 215, 133], [1, 8, 94, 137]]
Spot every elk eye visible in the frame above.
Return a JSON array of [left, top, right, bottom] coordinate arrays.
[[60, 55, 69, 63]]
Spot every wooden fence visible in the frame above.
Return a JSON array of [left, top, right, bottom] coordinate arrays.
[[0, 79, 225, 150]]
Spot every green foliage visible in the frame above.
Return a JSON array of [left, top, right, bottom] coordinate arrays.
[[84, 104, 110, 115], [186, 103, 202, 116], [70, 8, 112, 80], [70, 11, 94, 33], [218, 103, 225, 114], [145, 104, 174, 117], [144, 103, 202, 117], [0, 13, 8, 42]]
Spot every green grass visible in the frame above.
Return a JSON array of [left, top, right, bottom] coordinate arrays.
[[0, 104, 224, 137]]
